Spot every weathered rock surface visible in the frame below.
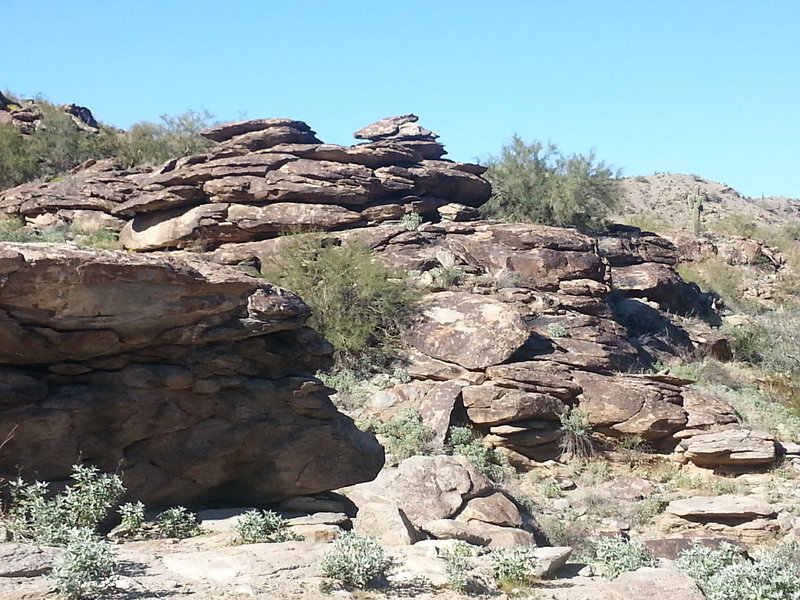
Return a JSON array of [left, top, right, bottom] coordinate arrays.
[[0, 544, 63, 577], [678, 429, 776, 466], [407, 292, 530, 370], [0, 243, 383, 507], [605, 567, 705, 600], [666, 495, 777, 520], [342, 455, 535, 546]]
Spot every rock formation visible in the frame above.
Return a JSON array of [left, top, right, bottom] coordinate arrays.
[[0, 243, 383, 508]]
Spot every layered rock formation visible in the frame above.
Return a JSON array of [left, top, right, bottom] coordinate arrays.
[[0, 113, 777, 482], [0, 114, 490, 251], [0, 243, 383, 507], [0, 91, 99, 134]]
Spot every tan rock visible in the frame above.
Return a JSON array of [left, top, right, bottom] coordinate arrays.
[[462, 384, 565, 426], [606, 567, 704, 600], [407, 292, 530, 370], [455, 492, 524, 527], [666, 494, 776, 519], [353, 503, 423, 546], [679, 429, 776, 466]]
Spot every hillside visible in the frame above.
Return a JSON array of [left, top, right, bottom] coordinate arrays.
[[0, 109, 799, 600], [619, 172, 800, 231]]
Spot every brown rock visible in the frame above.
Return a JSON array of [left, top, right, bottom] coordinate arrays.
[[666, 495, 776, 520], [0, 244, 383, 507], [407, 292, 530, 370], [461, 384, 565, 426], [200, 118, 316, 143], [573, 372, 687, 440], [420, 520, 491, 545], [455, 492, 524, 527], [679, 429, 776, 466], [353, 114, 437, 141], [606, 567, 704, 600]]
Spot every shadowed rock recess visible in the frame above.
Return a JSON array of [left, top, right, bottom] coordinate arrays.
[[0, 244, 383, 507]]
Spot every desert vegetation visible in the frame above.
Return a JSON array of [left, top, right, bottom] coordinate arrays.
[[481, 134, 622, 232]]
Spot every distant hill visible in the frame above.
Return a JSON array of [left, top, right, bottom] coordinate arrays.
[[618, 173, 800, 231]]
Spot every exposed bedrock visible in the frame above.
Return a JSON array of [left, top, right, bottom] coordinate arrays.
[[0, 243, 384, 507]]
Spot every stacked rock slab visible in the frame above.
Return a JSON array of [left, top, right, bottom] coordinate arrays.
[[0, 243, 384, 508], [222, 221, 773, 468], [0, 115, 490, 251]]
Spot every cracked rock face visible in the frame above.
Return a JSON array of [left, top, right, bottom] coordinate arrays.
[[0, 243, 384, 508]]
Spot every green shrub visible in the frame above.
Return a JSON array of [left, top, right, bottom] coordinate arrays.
[[399, 212, 424, 231], [320, 531, 391, 589], [443, 541, 476, 592], [428, 265, 465, 289], [232, 510, 300, 544], [263, 236, 421, 373], [155, 507, 202, 539], [116, 501, 145, 538], [676, 258, 748, 310], [447, 426, 514, 481], [593, 536, 654, 579], [678, 542, 800, 600], [481, 135, 621, 232], [489, 545, 539, 587], [546, 323, 570, 338], [8, 465, 124, 546], [116, 110, 215, 167], [365, 408, 436, 464], [49, 528, 117, 600], [558, 408, 594, 460]]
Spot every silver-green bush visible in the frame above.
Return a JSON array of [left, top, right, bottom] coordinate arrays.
[[49, 528, 117, 600], [593, 536, 654, 579], [320, 531, 391, 589], [232, 510, 300, 544]]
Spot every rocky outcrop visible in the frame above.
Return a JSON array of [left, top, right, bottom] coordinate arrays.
[[343, 455, 537, 547], [0, 114, 491, 251], [0, 93, 99, 134], [0, 243, 383, 507]]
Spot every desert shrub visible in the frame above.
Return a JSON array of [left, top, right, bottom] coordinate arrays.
[[447, 426, 514, 481], [320, 531, 391, 589], [443, 541, 476, 592], [155, 507, 202, 539], [678, 542, 800, 600], [49, 528, 117, 600], [116, 501, 145, 538], [675, 542, 744, 591], [116, 110, 215, 167], [558, 408, 594, 460], [0, 124, 39, 189], [232, 510, 300, 544], [537, 515, 594, 561], [428, 265, 465, 289], [546, 322, 570, 338], [481, 134, 621, 232], [399, 212, 423, 231], [364, 408, 436, 464], [593, 536, 654, 579], [489, 545, 539, 587], [8, 465, 124, 546], [263, 236, 421, 373], [727, 310, 800, 377]]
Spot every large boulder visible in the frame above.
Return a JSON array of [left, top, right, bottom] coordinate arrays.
[[406, 292, 531, 370], [0, 244, 383, 508]]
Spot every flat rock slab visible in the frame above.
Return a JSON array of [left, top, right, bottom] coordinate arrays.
[[666, 494, 776, 520], [407, 292, 530, 370], [0, 543, 63, 577], [679, 429, 776, 466], [605, 567, 705, 600]]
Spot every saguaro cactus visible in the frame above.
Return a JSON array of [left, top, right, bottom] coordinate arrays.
[[687, 186, 704, 235]]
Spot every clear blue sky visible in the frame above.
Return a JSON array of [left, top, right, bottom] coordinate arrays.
[[4, 1, 800, 198]]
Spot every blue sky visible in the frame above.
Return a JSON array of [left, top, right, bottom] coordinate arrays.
[[4, 1, 800, 198]]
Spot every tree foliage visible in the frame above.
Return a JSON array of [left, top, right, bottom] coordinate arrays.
[[0, 92, 214, 191], [263, 235, 421, 374], [481, 135, 622, 232]]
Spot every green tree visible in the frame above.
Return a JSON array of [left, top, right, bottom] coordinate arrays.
[[481, 135, 622, 232], [263, 235, 421, 374]]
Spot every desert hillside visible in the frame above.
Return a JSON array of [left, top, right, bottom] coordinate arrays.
[[619, 172, 800, 231], [0, 101, 799, 600]]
